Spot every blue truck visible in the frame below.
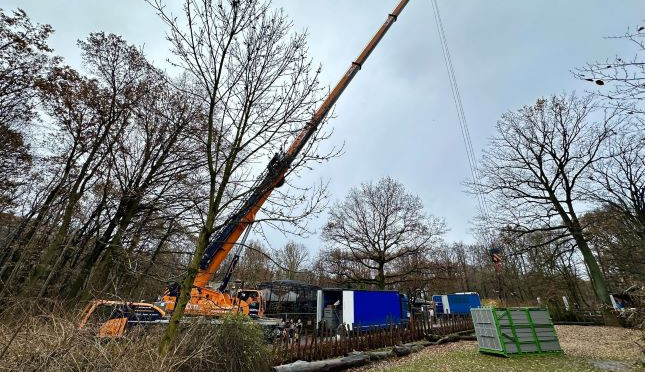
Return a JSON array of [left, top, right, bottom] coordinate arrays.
[[432, 292, 481, 315], [316, 289, 409, 331]]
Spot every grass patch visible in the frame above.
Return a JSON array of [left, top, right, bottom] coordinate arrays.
[[358, 325, 643, 372], [375, 348, 604, 372]]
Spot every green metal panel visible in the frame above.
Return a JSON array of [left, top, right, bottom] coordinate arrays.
[[471, 307, 563, 357]]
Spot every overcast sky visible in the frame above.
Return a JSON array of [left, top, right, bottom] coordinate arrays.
[[5, 0, 643, 256]]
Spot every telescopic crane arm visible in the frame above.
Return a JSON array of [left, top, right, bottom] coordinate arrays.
[[193, 0, 410, 289]]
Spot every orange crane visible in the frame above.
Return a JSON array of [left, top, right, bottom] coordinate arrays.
[[80, 0, 409, 337]]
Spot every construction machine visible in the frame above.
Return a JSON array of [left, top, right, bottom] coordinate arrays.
[[79, 0, 409, 338]]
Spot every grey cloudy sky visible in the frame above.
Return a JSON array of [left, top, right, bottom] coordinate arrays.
[[5, 0, 643, 255]]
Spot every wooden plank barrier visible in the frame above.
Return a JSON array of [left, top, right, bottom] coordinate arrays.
[[273, 311, 474, 366]]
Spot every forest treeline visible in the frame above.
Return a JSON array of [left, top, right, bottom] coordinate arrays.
[[0, 3, 643, 317], [0, 2, 335, 306]]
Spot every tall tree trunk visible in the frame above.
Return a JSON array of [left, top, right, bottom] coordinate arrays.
[[570, 230, 620, 325], [377, 263, 385, 290], [574, 234, 610, 304], [25, 192, 80, 294], [68, 194, 140, 300], [66, 203, 127, 299], [158, 225, 211, 355], [130, 223, 173, 297]]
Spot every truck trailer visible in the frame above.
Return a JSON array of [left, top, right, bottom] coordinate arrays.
[[433, 292, 481, 315], [316, 289, 409, 331]]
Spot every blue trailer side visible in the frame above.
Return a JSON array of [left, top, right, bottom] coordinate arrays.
[[446, 293, 480, 314], [399, 293, 410, 320], [353, 290, 402, 327], [317, 289, 409, 331], [433, 292, 481, 315], [432, 295, 444, 314]]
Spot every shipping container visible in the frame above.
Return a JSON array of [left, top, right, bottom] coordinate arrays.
[[316, 289, 409, 331], [433, 292, 481, 315]]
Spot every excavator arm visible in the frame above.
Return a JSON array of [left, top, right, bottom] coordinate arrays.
[[193, 0, 410, 289]]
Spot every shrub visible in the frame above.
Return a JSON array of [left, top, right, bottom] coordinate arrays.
[[0, 302, 272, 372]]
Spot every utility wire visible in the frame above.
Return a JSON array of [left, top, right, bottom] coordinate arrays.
[[430, 0, 494, 246]]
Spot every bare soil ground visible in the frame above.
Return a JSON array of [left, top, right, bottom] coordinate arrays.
[[352, 325, 644, 372]]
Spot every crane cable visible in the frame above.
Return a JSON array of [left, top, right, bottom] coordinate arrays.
[[430, 0, 495, 247]]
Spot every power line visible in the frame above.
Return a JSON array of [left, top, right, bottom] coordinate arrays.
[[430, 0, 494, 245]]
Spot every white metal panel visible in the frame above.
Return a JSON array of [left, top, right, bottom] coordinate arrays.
[[471, 308, 503, 351], [342, 290, 354, 330], [316, 290, 323, 329], [610, 294, 618, 310], [442, 294, 450, 314]]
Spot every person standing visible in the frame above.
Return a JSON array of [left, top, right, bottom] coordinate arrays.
[[288, 319, 295, 344], [295, 319, 303, 342]]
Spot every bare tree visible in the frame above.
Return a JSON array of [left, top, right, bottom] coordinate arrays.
[[575, 24, 645, 114], [0, 9, 54, 212], [575, 24, 645, 246], [474, 93, 624, 310], [24, 33, 162, 296], [149, 0, 334, 353], [321, 177, 446, 289], [583, 207, 645, 285], [273, 241, 309, 280], [588, 121, 645, 244], [233, 240, 274, 286], [62, 59, 204, 300]]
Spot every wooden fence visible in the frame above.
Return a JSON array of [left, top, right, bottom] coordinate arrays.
[[549, 306, 607, 326], [273, 313, 473, 365]]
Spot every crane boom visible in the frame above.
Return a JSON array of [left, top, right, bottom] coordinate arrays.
[[193, 0, 410, 288]]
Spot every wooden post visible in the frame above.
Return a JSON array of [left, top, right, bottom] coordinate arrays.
[[297, 328, 302, 361], [356, 327, 360, 350], [282, 332, 288, 364], [394, 323, 398, 345], [302, 328, 309, 362], [345, 325, 350, 355], [414, 316, 419, 340], [312, 327, 318, 361], [440, 315, 445, 335], [339, 324, 347, 354], [273, 338, 280, 366], [329, 327, 334, 359], [383, 326, 387, 348], [373, 326, 377, 349], [423, 315, 432, 336], [433, 316, 441, 334], [322, 326, 328, 360], [334, 326, 339, 355]]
